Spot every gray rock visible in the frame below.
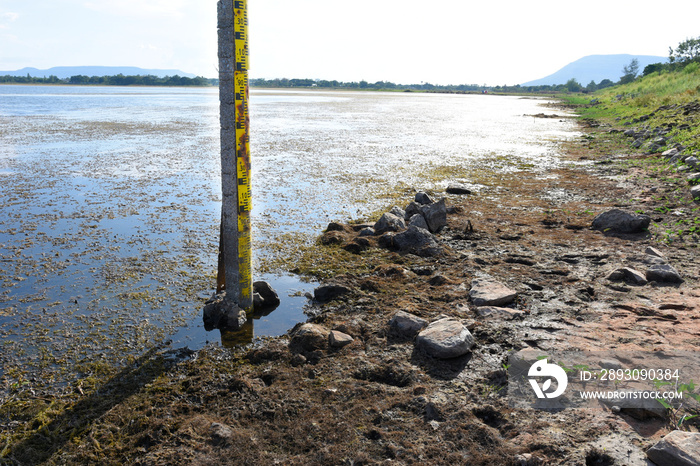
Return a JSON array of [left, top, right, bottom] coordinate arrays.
[[314, 284, 351, 302], [374, 212, 406, 234], [390, 205, 406, 220], [420, 198, 447, 233], [647, 431, 700, 466], [592, 209, 651, 234], [408, 213, 429, 230], [692, 185, 700, 200], [688, 173, 700, 185], [686, 156, 700, 169], [646, 246, 665, 258], [290, 323, 329, 352], [599, 359, 624, 370], [646, 264, 683, 283], [329, 330, 354, 348], [416, 318, 475, 359], [358, 227, 375, 237], [404, 201, 423, 220], [446, 184, 472, 195], [253, 281, 280, 309], [377, 232, 395, 249], [469, 278, 517, 307], [663, 148, 680, 159], [476, 306, 525, 320], [203, 292, 247, 330], [393, 225, 441, 256], [389, 310, 428, 339], [415, 192, 434, 205], [210, 422, 236, 446], [607, 267, 648, 286]]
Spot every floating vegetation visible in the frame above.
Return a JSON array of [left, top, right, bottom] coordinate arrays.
[[0, 86, 577, 402]]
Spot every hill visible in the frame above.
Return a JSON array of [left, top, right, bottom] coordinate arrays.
[[522, 54, 667, 86], [0, 66, 196, 79]]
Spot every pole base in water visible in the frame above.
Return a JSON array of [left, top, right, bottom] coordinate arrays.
[[203, 292, 247, 331]]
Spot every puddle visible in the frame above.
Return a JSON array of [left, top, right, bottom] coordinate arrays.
[[169, 273, 318, 349]]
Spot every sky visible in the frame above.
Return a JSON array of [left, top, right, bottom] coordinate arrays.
[[0, 0, 698, 85]]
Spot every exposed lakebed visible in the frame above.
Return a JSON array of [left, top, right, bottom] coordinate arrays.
[[0, 86, 577, 392]]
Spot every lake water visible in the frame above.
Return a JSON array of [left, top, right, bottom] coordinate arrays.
[[0, 85, 578, 390]]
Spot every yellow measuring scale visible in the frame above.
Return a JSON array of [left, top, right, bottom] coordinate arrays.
[[233, 0, 252, 310]]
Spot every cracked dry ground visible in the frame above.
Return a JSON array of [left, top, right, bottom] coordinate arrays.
[[13, 127, 699, 466]]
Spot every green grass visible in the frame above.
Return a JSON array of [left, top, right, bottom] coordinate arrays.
[[562, 64, 700, 154]]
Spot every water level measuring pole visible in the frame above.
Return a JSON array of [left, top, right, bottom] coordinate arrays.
[[217, 0, 253, 311]]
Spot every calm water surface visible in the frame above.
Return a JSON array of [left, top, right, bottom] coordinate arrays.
[[0, 85, 578, 389]]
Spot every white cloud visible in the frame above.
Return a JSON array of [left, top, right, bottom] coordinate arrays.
[[0, 11, 19, 28]]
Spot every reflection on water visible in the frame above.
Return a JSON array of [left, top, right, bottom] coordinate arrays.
[[0, 85, 578, 390], [169, 273, 318, 348]]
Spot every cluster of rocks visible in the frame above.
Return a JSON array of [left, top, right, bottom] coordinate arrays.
[[293, 276, 520, 362], [623, 123, 685, 154], [202, 281, 281, 331], [607, 245, 684, 286], [590, 209, 686, 284], [322, 191, 454, 257], [619, 102, 700, 202], [661, 147, 700, 201]]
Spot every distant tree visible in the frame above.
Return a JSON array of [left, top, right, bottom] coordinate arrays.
[[586, 80, 597, 91], [669, 37, 700, 66], [643, 62, 667, 76], [619, 58, 639, 84], [565, 78, 582, 92], [597, 79, 614, 89]]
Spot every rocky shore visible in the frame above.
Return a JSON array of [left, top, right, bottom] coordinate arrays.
[[4, 112, 700, 465]]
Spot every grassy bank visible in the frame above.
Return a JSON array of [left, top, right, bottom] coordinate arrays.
[[561, 63, 700, 246], [565, 63, 700, 153]]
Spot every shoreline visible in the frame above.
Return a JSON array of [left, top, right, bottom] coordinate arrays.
[[3, 101, 699, 464]]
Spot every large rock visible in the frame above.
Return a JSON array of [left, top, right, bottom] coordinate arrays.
[[314, 284, 351, 302], [329, 330, 354, 348], [692, 185, 700, 200], [416, 318, 475, 359], [290, 323, 329, 352], [446, 184, 472, 195], [607, 267, 648, 286], [407, 213, 430, 230], [647, 431, 700, 466], [646, 264, 683, 283], [203, 292, 247, 330], [415, 192, 434, 205], [253, 281, 280, 310], [374, 212, 406, 234], [592, 209, 651, 234], [389, 206, 406, 219], [420, 198, 447, 233], [393, 225, 441, 256], [469, 278, 517, 307], [404, 201, 423, 220], [389, 311, 428, 339]]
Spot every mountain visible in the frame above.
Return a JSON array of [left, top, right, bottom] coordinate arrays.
[[521, 54, 668, 86], [0, 66, 196, 79]]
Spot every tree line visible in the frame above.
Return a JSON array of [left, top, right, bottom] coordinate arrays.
[[3, 37, 697, 92], [0, 73, 218, 87]]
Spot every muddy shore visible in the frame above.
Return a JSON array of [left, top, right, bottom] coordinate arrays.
[[3, 110, 700, 464]]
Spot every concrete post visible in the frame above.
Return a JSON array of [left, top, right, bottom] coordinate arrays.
[[217, 0, 252, 311]]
